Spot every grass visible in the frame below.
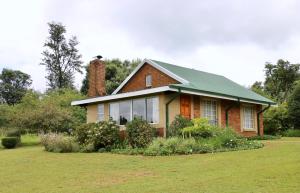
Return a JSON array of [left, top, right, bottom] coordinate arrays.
[[0, 137, 299, 193]]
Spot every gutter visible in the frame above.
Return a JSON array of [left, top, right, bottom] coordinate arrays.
[[257, 103, 271, 136], [225, 98, 240, 127], [165, 88, 181, 137]]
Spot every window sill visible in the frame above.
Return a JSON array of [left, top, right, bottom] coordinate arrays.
[[243, 128, 256, 132]]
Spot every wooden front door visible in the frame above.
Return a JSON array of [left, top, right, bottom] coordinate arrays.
[[180, 95, 191, 119]]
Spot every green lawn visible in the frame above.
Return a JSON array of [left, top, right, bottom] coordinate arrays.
[[0, 137, 299, 193]]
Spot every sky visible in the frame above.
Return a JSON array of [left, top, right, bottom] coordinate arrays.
[[1, 0, 300, 92]]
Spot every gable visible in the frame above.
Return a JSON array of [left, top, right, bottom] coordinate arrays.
[[118, 63, 179, 93]]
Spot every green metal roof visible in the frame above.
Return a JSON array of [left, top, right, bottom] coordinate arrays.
[[150, 59, 275, 105]]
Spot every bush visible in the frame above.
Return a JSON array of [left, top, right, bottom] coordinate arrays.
[[73, 120, 120, 152], [168, 115, 192, 137], [126, 118, 155, 148], [40, 133, 79, 153], [1, 137, 19, 149], [264, 103, 291, 135], [282, 129, 300, 137], [182, 118, 216, 138]]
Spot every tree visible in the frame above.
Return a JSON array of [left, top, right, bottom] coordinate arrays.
[[264, 59, 300, 104], [0, 68, 32, 105], [40, 22, 83, 90], [288, 81, 300, 129], [250, 81, 272, 99], [80, 58, 141, 95]]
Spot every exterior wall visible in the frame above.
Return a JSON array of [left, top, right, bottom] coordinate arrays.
[[119, 63, 179, 93], [86, 92, 264, 137]]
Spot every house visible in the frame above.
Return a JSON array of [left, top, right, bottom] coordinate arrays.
[[71, 58, 275, 137]]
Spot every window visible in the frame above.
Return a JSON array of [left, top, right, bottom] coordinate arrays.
[[146, 97, 159, 123], [201, 100, 218, 125], [109, 103, 119, 124], [243, 106, 254, 130], [97, 104, 105, 121], [133, 98, 146, 119], [119, 100, 131, 125], [109, 97, 159, 125], [146, 74, 152, 87]]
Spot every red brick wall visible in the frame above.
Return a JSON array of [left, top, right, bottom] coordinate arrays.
[[119, 63, 179, 93], [88, 59, 106, 97], [220, 99, 261, 137]]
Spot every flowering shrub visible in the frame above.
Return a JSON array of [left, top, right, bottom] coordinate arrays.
[[126, 118, 155, 148], [73, 120, 120, 152], [40, 133, 79, 153]]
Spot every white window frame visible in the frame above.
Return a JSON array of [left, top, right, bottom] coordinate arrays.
[[97, 104, 105, 122], [242, 106, 255, 131], [145, 74, 152, 87], [201, 99, 218, 126]]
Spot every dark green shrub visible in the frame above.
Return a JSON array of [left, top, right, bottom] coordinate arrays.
[[264, 104, 291, 135], [168, 115, 192, 137], [282, 129, 300, 137], [40, 133, 79, 153], [1, 137, 19, 149], [126, 118, 155, 148], [74, 120, 120, 151], [288, 82, 300, 129]]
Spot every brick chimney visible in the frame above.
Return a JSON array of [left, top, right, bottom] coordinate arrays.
[[88, 57, 106, 97]]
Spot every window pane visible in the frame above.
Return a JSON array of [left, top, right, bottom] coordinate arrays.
[[97, 104, 104, 121], [146, 97, 159, 123], [202, 100, 217, 125], [133, 98, 146, 119], [119, 100, 131, 125], [146, 75, 152, 87], [109, 103, 119, 124], [243, 107, 254, 129]]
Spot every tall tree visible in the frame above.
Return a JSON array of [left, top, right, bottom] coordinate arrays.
[[0, 68, 32, 105], [288, 81, 300, 129], [264, 59, 300, 104], [40, 22, 83, 90], [80, 58, 141, 95]]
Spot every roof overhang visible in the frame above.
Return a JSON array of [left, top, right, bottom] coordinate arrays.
[[111, 59, 189, 94], [71, 86, 172, 106]]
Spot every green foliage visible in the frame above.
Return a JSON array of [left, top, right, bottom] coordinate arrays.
[[73, 121, 120, 152], [1, 137, 19, 149], [40, 22, 83, 90], [288, 82, 300, 129], [8, 89, 86, 133], [0, 68, 32, 105], [282, 129, 300, 137], [182, 118, 217, 138], [168, 115, 193, 137], [264, 59, 300, 103], [40, 133, 79, 153], [126, 118, 155, 148], [80, 58, 141, 95], [247, 135, 281, 140], [264, 103, 291, 134]]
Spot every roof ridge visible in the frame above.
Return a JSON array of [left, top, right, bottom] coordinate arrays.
[[149, 59, 225, 78]]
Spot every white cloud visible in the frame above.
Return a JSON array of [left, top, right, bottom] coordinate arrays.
[[1, 0, 300, 92]]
